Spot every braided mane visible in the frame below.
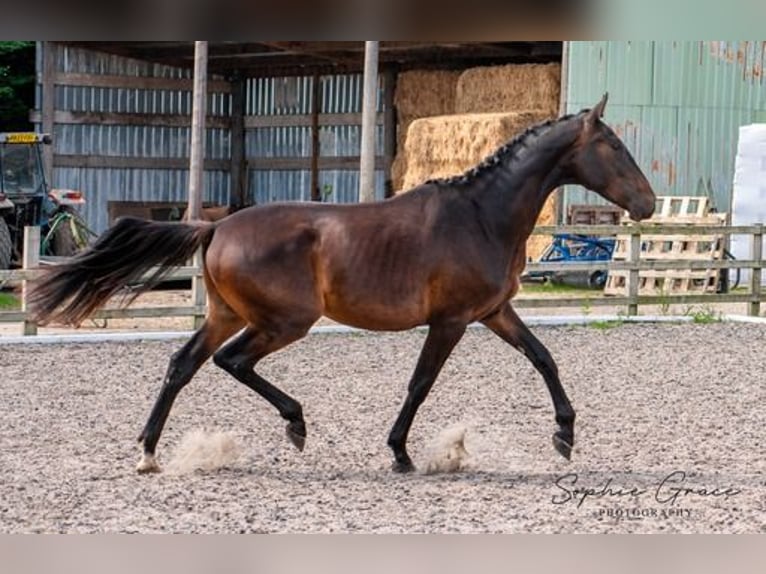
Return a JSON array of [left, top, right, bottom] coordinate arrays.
[[427, 112, 583, 186]]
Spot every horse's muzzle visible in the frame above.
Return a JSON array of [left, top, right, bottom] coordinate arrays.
[[628, 195, 656, 221]]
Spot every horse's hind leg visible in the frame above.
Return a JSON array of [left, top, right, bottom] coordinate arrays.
[[136, 316, 243, 473], [482, 303, 575, 460], [212, 322, 311, 451]]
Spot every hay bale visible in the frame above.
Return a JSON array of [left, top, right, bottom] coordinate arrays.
[[395, 70, 461, 119], [392, 70, 461, 190], [400, 111, 549, 191], [455, 63, 561, 116]]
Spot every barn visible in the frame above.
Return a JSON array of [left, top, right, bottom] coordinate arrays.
[[30, 41, 562, 237], [30, 41, 766, 238]]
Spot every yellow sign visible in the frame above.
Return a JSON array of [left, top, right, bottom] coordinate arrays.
[[5, 133, 38, 144]]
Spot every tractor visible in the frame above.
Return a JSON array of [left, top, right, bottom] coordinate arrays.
[[0, 132, 93, 270]]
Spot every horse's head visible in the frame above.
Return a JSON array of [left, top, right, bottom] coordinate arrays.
[[566, 94, 656, 221]]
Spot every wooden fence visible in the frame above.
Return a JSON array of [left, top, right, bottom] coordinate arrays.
[[1, 223, 764, 336]]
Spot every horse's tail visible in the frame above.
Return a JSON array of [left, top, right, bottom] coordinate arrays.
[[29, 217, 216, 326]]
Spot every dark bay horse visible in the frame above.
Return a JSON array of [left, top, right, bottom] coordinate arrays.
[[30, 94, 656, 474]]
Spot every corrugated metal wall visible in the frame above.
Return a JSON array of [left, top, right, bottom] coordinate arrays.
[[563, 41, 766, 217], [35, 44, 385, 234], [245, 74, 384, 205], [35, 43, 231, 234]]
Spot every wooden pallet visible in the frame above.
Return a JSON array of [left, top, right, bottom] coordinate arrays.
[[567, 204, 625, 225], [654, 196, 711, 218], [604, 196, 727, 296]]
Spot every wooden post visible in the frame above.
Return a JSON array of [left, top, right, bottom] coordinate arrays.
[[554, 41, 570, 225], [358, 41, 379, 203], [310, 72, 321, 202], [627, 230, 641, 316], [382, 68, 396, 198], [41, 41, 55, 186], [189, 41, 208, 329], [749, 223, 763, 317], [229, 76, 247, 208], [22, 226, 40, 336], [188, 41, 208, 220]]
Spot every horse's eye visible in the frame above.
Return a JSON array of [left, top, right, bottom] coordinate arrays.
[[610, 140, 621, 151]]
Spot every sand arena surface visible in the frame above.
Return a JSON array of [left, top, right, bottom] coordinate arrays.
[[0, 322, 763, 533]]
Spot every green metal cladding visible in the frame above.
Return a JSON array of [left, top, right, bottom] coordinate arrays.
[[563, 41, 766, 217]]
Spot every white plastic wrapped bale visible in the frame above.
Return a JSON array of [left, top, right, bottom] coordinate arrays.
[[731, 124, 766, 286]]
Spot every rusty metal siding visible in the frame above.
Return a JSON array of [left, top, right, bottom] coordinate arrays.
[[563, 41, 766, 217]]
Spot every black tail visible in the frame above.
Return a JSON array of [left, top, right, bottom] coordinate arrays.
[[29, 217, 216, 326]]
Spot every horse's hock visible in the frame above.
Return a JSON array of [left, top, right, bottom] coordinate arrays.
[[393, 63, 562, 259]]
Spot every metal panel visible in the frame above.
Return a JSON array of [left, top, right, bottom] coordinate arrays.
[[604, 41, 654, 106], [244, 72, 385, 204], [566, 42, 608, 105], [249, 170, 311, 204], [56, 168, 230, 234], [563, 41, 766, 219], [247, 127, 311, 157], [54, 124, 229, 159]]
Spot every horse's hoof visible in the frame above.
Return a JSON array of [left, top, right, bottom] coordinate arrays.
[[286, 421, 306, 452], [392, 460, 416, 473], [136, 453, 161, 474], [552, 433, 573, 461]]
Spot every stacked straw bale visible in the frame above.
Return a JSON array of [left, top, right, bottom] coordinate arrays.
[[391, 70, 461, 190], [454, 63, 561, 116]]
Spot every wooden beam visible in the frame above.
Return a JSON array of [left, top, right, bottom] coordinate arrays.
[[244, 112, 383, 129], [259, 41, 361, 68], [229, 77, 247, 207], [54, 72, 231, 92], [310, 73, 321, 201], [247, 156, 384, 171], [188, 42, 208, 330], [54, 155, 229, 171], [382, 68, 396, 198], [359, 41, 379, 203], [41, 42, 55, 187], [30, 110, 231, 129]]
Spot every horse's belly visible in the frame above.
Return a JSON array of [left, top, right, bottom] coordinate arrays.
[[322, 291, 426, 331]]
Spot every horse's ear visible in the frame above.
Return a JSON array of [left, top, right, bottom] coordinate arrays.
[[585, 93, 608, 128]]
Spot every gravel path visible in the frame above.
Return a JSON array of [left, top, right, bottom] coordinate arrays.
[[1, 322, 764, 533]]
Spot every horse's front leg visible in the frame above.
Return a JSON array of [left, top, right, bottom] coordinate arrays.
[[387, 322, 466, 472], [482, 303, 575, 460]]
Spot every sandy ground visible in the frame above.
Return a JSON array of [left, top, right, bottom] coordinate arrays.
[[0, 322, 764, 533]]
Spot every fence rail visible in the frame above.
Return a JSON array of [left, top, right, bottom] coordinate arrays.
[[1, 223, 764, 336]]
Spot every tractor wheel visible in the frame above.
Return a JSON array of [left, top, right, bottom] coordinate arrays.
[[588, 270, 608, 289], [0, 218, 12, 270]]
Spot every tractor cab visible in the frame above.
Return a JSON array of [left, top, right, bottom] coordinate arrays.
[[0, 133, 89, 269]]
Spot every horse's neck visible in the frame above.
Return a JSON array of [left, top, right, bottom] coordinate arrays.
[[474, 120, 580, 242]]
